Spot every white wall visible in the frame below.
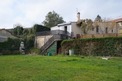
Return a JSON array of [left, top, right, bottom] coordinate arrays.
[[51, 26, 60, 30], [51, 22, 82, 37], [51, 25, 72, 33], [51, 24, 72, 36], [58, 25, 72, 33], [35, 35, 53, 48]]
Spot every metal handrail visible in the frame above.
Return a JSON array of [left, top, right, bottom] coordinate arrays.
[[40, 36, 54, 53], [40, 34, 68, 54], [36, 30, 71, 36]]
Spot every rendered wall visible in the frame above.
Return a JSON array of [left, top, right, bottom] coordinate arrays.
[[35, 35, 53, 48]]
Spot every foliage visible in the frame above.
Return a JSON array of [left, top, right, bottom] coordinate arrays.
[[0, 55, 121, 81], [13, 25, 24, 36], [23, 35, 35, 50], [80, 19, 93, 34], [93, 15, 117, 34], [43, 11, 65, 27], [32, 24, 50, 34], [11, 24, 50, 54], [62, 37, 122, 56], [94, 15, 102, 22], [27, 48, 40, 55], [13, 24, 50, 36], [0, 35, 35, 55], [0, 38, 21, 55], [22, 29, 29, 35]]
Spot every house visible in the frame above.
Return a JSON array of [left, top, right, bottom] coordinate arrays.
[[79, 15, 122, 35], [51, 14, 122, 37], [0, 29, 16, 42], [90, 16, 118, 34], [35, 12, 83, 55], [35, 30, 69, 55], [111, 18, 122, 34], [51, 12, 82, 38], [35, 12, 122, 55], [51, 22, 82, 38]]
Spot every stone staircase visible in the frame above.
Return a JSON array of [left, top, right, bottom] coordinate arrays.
[[40, 34, 67, 54]]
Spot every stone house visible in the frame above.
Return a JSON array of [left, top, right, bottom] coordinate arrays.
[[0, 29, 16, 42], [51, 14, 122, 36], [35, 12, 83, 55], [35, 12, 122, 55]]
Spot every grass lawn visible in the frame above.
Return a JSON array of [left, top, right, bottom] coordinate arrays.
[[0, 55, 121, 81]]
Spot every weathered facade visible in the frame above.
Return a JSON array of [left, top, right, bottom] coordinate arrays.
[[51, 14, 122, 37], [35, 35, 53, 48], [35, 31, 68, 55], [51, 22, 82, 38], [35, 12, 122, 55]]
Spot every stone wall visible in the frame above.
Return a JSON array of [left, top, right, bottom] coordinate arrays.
[[35, 35, 53, 48]]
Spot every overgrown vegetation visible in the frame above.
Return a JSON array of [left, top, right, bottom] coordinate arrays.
[[0, 36, 36, 55], [0, 38, 21, 55], [12, 24, 50, 37], [43, 11, 65, 27], [1, 24, 50, 55], [0, 55, 121, 81], [61, 37, 122, 56]]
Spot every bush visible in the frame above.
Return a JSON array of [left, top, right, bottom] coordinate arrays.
[[22, 35, 35, 50], [0, 35, 35, 55], [61, 37, 122, 56], [0, 38, 21, 55], [27, 48, 40, 55]]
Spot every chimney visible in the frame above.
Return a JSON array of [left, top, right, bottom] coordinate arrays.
[[77, 12, 80, 21]]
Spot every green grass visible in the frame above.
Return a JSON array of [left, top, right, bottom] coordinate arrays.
[[0, 55, 121, 81]]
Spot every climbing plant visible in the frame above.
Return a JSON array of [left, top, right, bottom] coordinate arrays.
[[61, 37, 122, 56]]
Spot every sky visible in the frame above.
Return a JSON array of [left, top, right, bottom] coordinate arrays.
[[0, 0, 122, 29]]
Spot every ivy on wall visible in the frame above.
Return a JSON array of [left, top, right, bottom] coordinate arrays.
[[61, 37, 122, 56], [0, 38, 21, 55]]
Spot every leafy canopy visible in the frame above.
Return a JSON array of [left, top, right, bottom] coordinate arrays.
[[81, 19, 93, 34], [43, 11, 65, 28]]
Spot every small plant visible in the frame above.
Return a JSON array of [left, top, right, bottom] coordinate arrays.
[[28, 48, 40, 55]]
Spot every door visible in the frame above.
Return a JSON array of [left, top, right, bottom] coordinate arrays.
[[64, 26, 67, 35]]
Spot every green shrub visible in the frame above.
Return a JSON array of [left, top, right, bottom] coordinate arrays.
[[27, 48, 40, 55], [23, 35, 35, 50], [0, 38, 21, 55], [0, 35, 35, 55]]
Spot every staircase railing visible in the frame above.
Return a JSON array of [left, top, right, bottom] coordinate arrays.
[[40, 35, 62, 54]]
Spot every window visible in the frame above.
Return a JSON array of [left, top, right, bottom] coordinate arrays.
[[105, 27, 108, 34], [64, 26, 67, 34], [96, 26, 99, 33], [118, 22, 122, 26], [111, 29, 113, 33], [92, 27, 94, 31]]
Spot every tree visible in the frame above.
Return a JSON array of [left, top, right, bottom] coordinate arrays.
[[95, 15, 102, 22], [23, 29, 29, 35], [81, 19, 93, 34], [13, 25, 24, 36], [43, 11, 65, 27]]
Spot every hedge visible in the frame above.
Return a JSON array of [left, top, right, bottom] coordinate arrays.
[[0, 38, 21, 55], [61, 37, 122, 56], [0, 35, 35, 55]]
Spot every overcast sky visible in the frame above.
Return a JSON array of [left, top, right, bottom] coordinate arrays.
[[0, 0, 122, 29]]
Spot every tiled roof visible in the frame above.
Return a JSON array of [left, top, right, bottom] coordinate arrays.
[[111, 18, 122, 22], [0, 29, 18, 38]]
